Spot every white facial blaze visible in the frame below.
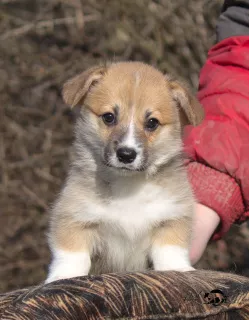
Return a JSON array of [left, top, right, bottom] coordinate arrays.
[[109, 71, 146, 170], [122, 70, 141, 150], [122, 117, 137, 149], [114, 115, 143, 170]]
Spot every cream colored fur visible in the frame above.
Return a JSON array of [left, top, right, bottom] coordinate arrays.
[[46, 61, 203, 283]]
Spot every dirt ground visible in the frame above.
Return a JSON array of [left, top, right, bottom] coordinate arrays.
[[1, 0, 249, 294]]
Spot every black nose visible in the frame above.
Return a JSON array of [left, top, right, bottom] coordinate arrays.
[[116, 147, 137, 164]]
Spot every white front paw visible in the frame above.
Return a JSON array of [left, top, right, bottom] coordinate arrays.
[[45, 267, 88, 284], [45, 249, 91, 284], [151, 245, 194, 272]]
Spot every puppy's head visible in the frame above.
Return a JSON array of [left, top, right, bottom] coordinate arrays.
[[63, 62, 203, 175]]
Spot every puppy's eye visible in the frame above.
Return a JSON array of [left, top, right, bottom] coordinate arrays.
[[145, 118, 159, 131], [102, 113, 116, 125]]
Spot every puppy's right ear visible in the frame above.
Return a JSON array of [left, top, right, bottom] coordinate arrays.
[[62, 65, 107, 108]]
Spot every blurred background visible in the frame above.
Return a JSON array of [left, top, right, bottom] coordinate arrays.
[[1, 0, 249, 294]]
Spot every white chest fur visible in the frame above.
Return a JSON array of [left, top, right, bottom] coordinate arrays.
[[88, 177, 186, 273], [47, 176, 193, 282], [83, 177, 184, 240]]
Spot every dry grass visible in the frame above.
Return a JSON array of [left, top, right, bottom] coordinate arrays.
[[1, 0, 249, 293]]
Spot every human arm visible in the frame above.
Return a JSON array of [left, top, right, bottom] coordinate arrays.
[[186, 0, 249, 263]]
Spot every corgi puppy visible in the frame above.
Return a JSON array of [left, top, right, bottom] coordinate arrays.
[[45, 61, 204, 283]]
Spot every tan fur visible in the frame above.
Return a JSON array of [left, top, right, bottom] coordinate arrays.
[[153, 216, 192, 248], [63, 65, 106, 107], [53, 221, 97, 253], [46, 61, 204, 282], [166, 75, 204, 127], [83, 63, 176, 146]]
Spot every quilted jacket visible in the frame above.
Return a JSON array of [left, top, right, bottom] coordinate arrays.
[[185, 35, 249, 239]]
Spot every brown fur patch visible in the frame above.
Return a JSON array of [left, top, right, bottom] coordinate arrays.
[[166, 77, 204, 126], [63, 65, 107, 108], [52, 219, 98, 253], [152, 216, 192, 248]]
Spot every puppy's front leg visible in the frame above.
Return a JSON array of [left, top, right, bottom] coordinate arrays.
[[46, 222, 96, 283], [151, 217, 194, 272]]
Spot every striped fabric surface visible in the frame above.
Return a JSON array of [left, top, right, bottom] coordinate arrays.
[[0, 270, 249, 319]]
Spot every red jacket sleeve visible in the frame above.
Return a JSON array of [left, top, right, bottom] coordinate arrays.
[[184, 35, 249, 240]]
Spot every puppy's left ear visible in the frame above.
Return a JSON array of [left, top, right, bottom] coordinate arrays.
[[166, 76, 204, 126], [62, 65, 107, 108]]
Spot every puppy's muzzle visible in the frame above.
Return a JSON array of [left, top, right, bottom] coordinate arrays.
[[116, 147, 137, 164]]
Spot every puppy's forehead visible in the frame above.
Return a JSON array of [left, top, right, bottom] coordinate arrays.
[[102, 63, 174, 117], [104, 62, 168, 93], [86, 62, 175, 124]]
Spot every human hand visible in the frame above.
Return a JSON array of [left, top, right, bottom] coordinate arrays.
[[189, 203, 220, 265]]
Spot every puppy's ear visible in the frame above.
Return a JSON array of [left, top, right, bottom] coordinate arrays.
[[62, 65, 107, 108], [166, 75, 204, 126]]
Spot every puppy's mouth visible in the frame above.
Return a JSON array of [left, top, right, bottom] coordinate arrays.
[[103, 161, 145, 172], [102, 147, 147, 173]]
